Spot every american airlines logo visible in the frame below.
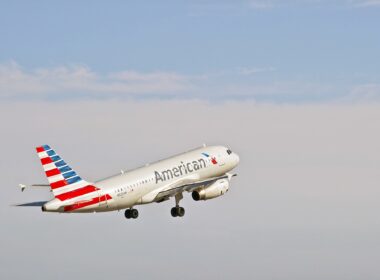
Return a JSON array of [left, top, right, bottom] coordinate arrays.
[[154, 157, 209, 183], [202, 152, 218, 165]]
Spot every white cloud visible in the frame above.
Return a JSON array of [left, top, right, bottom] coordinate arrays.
[[249, 0, 274, 9], [0, 62, 191, 98], [1, 62, 379, 104], [247, 0, 380, 9], [237, 66, 276, 75], [247, 0, 338, 9], [344, 83, 380, 102], [351, 0, 380, 7]]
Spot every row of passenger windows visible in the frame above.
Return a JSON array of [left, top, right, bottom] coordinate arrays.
[[115, 157, 217, 193], [116, 177, 154, 193]]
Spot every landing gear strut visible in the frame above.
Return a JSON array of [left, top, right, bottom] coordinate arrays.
[[171, 193, 185, 218], [125, 208, 139, 219]]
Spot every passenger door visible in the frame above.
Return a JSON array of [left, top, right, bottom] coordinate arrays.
[[98, 190, 108, 208]]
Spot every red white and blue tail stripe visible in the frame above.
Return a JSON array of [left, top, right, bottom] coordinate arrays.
[[36, 145, 84, 191], [36, 145, 110, 210]]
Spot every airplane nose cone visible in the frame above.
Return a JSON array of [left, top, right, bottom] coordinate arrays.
[[234, 153, 240, 165]]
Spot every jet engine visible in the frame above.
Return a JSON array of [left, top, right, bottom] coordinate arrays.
[[192, 179, 229, 201]]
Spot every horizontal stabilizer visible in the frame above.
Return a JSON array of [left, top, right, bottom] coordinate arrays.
[[14, 201, 48, 207], [19, 184, 50, 192]]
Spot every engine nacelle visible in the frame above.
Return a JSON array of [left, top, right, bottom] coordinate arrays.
[[192, 179, 229, 201]]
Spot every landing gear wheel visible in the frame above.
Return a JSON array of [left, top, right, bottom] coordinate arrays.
[[171, 193, 185, 218], [125, 208, 138, 219], [131, 208, 139, 219], [124, 209, 131, 219], [171, 207, 185, 217], [171, 207, 178, 217], [178, 207, 185, 217]]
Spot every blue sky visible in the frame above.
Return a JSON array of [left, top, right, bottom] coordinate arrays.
[[1, 0, 379, 102]]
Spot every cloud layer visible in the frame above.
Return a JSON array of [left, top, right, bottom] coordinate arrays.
[[0, 62, 191, 99], [352, 0, 380, 7], [248, 0, 380, 9], [1, 62, 380, 103]]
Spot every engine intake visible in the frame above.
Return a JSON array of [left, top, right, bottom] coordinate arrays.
[[192, 179, 229, 201]]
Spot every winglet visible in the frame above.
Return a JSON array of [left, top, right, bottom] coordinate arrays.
[[19, 184, 26, 192]]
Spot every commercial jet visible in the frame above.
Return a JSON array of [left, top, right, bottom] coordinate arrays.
[[17, 144, 239, 219]]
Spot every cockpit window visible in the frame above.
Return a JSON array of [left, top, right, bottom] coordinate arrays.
[[226, 149, 232, 155]]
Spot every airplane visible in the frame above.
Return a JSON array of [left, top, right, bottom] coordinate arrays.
[[17, 144, 240, 219]]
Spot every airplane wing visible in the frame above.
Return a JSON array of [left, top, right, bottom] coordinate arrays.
[[154, 173, 236, 202]]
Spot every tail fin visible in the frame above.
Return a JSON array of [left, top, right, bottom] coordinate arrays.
[[35, 145, 98, 200]]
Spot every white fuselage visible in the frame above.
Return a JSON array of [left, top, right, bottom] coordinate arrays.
[[44, 145, 239, 213]]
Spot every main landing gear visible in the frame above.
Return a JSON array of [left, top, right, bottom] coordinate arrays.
[[171, 193, 185, 218], [125, 208, 139, 219], [171, 206, 185, 217]]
